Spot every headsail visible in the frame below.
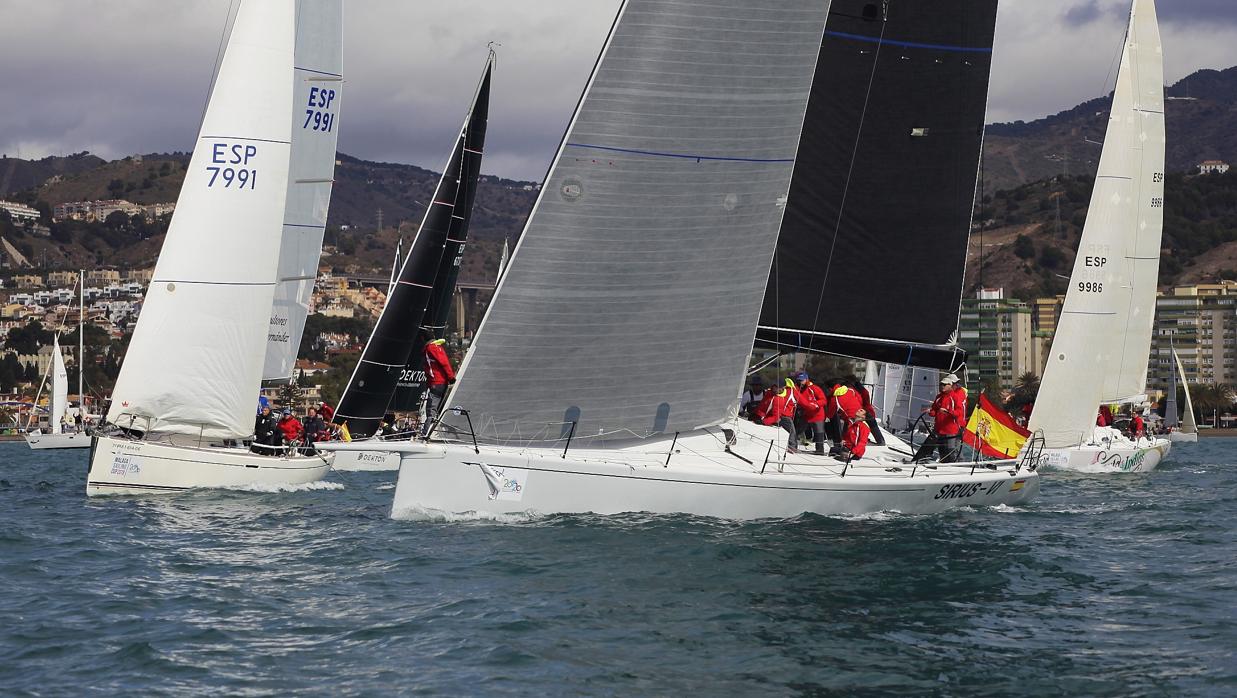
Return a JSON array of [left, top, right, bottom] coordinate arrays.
[[1174, 347, 1197, 434], [755, 0, 997, 370], [264, 0, 344, 380], [334, 56, 491, 438], [442, 0, 831, 444], [389, 56, 493, 413], [1029, 0, 1164, 448], [107, 0, 296, 439]]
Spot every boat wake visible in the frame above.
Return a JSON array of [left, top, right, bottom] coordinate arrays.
[[392, 505, 543, 524], [221, 480, 345, 494]]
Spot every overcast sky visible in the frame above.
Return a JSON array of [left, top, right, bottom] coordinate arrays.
[[1, 0, 1234, 181]]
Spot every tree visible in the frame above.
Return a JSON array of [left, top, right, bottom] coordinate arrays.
[[1013, 234, 1036, 260], [275, 380, 305, 412], [1005, 372, 1040, 414]]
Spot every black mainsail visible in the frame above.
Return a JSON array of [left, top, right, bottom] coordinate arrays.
[[334, 57, 491, 437], [757, 0, 997, 370]]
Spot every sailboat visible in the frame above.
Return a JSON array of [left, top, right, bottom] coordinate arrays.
[[322, 0, 1040, 518], [1029, 0, 1171, 473], [1164, 344, 1198, 443], [331, 54, 492, 472], [86, 0, 342, 495], [25, 272, 90, 450]]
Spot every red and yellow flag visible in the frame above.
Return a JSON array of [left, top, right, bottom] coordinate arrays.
[[963, 393, 1031, 458]]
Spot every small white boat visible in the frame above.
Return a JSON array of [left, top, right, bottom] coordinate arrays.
[[25, 275, 90, 450], [1163, 345, 1198, 443], [88, 0, 342, 494], [1029, 0, 1172, 472]]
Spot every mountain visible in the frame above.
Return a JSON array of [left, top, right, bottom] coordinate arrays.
[[983, 66, 1237, 192], [0, 152, 106, 198]]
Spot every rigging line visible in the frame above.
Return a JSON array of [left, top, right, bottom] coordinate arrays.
[[199, 0, 237, 130], [805, 1, 891, 356]]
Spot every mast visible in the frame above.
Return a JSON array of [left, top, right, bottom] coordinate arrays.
[[78, 269, 84, 415]]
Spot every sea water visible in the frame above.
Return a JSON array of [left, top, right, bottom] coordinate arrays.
[[1, 440, 1234, 695]]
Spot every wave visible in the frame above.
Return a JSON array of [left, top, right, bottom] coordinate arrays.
[[221, 480, 346, 494], [391, 505, 543, 524]]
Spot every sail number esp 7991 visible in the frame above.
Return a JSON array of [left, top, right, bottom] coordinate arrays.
[[208, 143, 258, 190]]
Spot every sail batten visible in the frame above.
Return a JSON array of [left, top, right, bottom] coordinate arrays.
[[442, 0, 831, 444]]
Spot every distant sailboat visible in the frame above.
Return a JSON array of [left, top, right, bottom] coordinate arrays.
[[1164, 344, 1198, 443], [86, 0, 343, 494], [323, 0, 1040, 519], [25, 272, 88, 450], [1029, 0, 1171, 472], [331, 53, 492, 471]]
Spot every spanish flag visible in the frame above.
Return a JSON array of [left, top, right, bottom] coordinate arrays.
[[963, 393, 1031, 459]]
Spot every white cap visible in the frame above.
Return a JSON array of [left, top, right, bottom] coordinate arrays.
[[940, 373, 960, 385]]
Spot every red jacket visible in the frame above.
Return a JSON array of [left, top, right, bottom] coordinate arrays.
[[753, 390, 775, 423], [424, 340, 455, 386], [1097, 405, 1113, 427], [278, 416, 304, 442], [929, 389, 967, 437], [826, 385, 863, 420], [319, 402, 335, 423], [844, 418, 871, 459], [798, 381, 826, 422], [762, 389, 796, 426], [1131, 415, 1145, 438]]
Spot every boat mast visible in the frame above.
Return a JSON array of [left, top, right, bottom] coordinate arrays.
[[78, 269, 84, 416]]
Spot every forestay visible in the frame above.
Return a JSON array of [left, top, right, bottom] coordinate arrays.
[[108, 0, 295, 439], [1029, 0, 1164, 448], [443, 0, 831, 444], [264, 0, 344, 379], [756, 0, 997, 370]]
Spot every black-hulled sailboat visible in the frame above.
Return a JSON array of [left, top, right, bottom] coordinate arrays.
[[331, 53, 491, 471]]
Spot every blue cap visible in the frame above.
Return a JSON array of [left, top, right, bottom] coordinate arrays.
[[795, 371, 809, 381]]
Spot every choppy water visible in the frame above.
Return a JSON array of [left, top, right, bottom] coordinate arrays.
[[1, 440, 1234, 696]]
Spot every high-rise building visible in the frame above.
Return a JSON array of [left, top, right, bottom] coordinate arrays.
[[1148, 282, 1237, 392], [958, 288, 1034, 394]]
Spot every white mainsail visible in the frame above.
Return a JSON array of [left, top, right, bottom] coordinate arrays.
[[443, 0, 829, 444], [107, 0, 296, 439], [51, 338, 68, 431], [1029, 0, 1164, 448], [1174, 348, 1198, 434], [1103, 0, 1166, 404], [263, 0, 344, 380]]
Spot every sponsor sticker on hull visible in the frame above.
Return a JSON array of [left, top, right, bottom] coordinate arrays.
[[110, 454, 142, 477], [477, 464, 528, 501]]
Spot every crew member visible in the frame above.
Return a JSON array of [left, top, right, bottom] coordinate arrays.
[[841, 408, 872, 461], [851, 378, 884, 446], [252, 406, 280, 455], [740, 377, 766, 420], [910, 373, 967, 463], [762, 382, 798, 454], [1097, 404, 1114, 428], [1130, 410, 1146, 441], [796, 372, 827, 455], [278, 409, 304, 447], [825, 381, 862, 454], [422, 332, 456, 436]]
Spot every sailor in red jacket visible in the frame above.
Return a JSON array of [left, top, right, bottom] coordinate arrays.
[[1130, 410, 1146, 441], [421, 333, 456, 436], [277, 410, 304, 445], [762, 383, 799, 454], [794, 372, 827, 455], [825, 383, 863, 454], [841, 408, 872, 461], [850, 378, 885, 446], [910, 373, 967, 463]]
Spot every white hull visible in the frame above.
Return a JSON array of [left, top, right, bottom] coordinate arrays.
[[322, 422, 1041, 520], [1165, 431, 1198, 444], [87, 435, 334, 496], [25, 431, 91, 450], [331, 444, 402, 472], [1037, 429, 1171, 473]]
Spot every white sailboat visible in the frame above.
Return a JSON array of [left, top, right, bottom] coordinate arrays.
[[86, 0, 341, 495], [1164, 345, 1198, 443], [25, 273, 89, 450], [1029, 0, 1171, 473], [322, 0, 1040, 519]]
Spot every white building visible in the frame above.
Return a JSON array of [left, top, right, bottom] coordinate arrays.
[[0, 200, 41, 223], [1199, 160, 1231, 175]]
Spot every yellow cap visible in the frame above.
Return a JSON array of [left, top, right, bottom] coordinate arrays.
[[833, 386, 849, 397]]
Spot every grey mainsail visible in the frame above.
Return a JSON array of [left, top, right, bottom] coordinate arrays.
[[443, 0, 831, 444]]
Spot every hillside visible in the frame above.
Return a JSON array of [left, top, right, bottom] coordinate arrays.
[[965, 169, 1237, 298], [0, 152, 106, 197], [983, 66, 1237, 192]]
